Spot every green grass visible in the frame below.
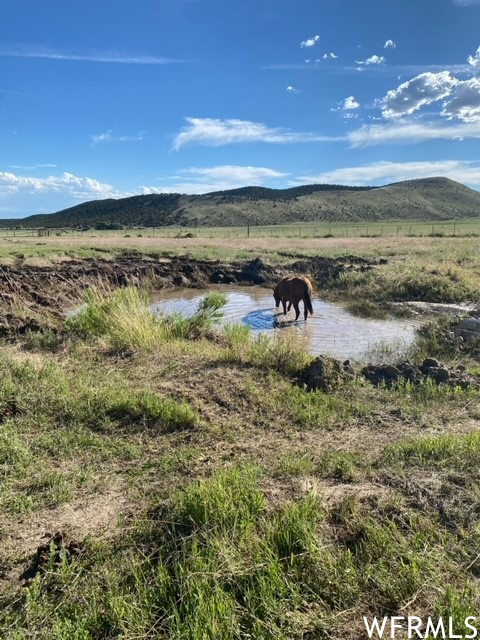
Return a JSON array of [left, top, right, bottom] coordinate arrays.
[[384, 432, 480, 469], [4, 467, 480, 639], [0, 240, 479, 640], [66, 287, 228, 350]]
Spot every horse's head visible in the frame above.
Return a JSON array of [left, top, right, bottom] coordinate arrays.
[[273, 285, 281, 308]]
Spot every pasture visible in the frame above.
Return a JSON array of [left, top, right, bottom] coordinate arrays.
[[0, 232, 479, 639]]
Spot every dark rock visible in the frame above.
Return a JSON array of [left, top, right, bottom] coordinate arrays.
[[455, 317, 480, 341], [426, 367, 450, 383], [422, 357, 441, 369], [361, 358, 480, 390], [301, 355, 355, 392]]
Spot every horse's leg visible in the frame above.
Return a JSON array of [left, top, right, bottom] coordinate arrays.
[[293, 301, 300, 321], [282, 299, 287, 315], [304, 302, 308, 321], [287, 301, 292, 311]]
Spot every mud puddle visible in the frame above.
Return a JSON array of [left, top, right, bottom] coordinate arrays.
[[151, 285, 423, 361]]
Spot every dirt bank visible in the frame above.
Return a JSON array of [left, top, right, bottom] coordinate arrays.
[[0, 254, 376, 335]]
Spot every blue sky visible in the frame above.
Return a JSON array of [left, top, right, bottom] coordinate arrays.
[[2, 0, 480, 217]]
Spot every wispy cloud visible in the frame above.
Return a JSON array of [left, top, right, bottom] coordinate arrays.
[[172, 117, 340, 150], [300, 160, 480, 187], [347, 119, 480, 146], [384, 39, 396, 49], [300, 35, 320, 48], [286, 85, 300, 94], [142, 164, 288, 194], [453, 0, 480, 6], [263, 62, 471, 75], [0, 45, 180, 65], [90, 130, 144, 145], [8, 164, 57, 170]]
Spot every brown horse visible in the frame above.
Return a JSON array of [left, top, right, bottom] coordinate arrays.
[[273, 276, 314, 321]]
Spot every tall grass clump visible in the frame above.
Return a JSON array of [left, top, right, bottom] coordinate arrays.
[[66, 286, 165, 350], [66, 287, 228, 349], [248, 333, 311, 376], [162, 292, 227, 339]]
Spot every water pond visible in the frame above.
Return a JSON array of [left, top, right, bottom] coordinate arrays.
[[151, 285, 423, 362]]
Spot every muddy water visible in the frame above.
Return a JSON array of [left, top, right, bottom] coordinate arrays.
[[151, 285, 423, 362]]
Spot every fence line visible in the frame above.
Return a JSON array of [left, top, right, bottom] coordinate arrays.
[[0, 220, 479, 240]]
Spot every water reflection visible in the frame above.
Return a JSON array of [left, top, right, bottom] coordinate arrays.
[[151, 285, 422, 362], [241, 309, 276, 330]]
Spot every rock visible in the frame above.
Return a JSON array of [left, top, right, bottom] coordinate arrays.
[[426, 367, 450, 383], [301, 355, 355, 392], [422, 357, 441, 369], [455, 317, 480, 341], [361, 358, 480, 390], [383, 365, 402, 379]]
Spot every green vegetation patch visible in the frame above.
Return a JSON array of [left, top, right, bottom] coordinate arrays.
[[4, 467, 480, 639], [66, 287, 228, 351]]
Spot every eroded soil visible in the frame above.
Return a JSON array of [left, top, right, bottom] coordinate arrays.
[[0, 254, 376, 335]]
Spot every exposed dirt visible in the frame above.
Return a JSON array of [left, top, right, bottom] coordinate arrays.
[[0, 254, 377, 335], [0, 481, 127, 585], [19, 531, 83, 586]]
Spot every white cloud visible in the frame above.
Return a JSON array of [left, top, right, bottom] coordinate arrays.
[[181, 165, 286, 181], [299, 160, 480, 187], [442, 77, 480, 121], [286, 85, 300, 94], [380, 71, 458, 118], [172, 117, 339, 150], [347, 119, 480, 146], [142, 165, 288, 195], [0, 170, 131, 200], [90, 130, 144, 145], [468, 45, 480, 67], [0, 45, 179, 65], [9, 163, 57, 170], [322, 52, 338, 59], [384, 39, 396, 49], [332, 96, 360, 116], [356, 54, 385, 65], [453, 0, 480, 6], [342, 96, 360, 110], [300, 35, 320, 48]]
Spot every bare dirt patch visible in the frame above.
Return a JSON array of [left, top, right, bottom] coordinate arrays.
[[1, 479, 127, 584]]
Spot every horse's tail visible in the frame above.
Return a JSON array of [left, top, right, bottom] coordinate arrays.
[[304, 287, 313, 315]]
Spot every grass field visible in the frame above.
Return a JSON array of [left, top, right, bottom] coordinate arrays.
[[2, 218, 480, 241], [0, 234, 479, 639]]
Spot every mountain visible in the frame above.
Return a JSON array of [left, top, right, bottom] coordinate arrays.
[[2, 177, 480, 228]]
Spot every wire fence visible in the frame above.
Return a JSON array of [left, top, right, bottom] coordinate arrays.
[[0, 219, 479, 239]]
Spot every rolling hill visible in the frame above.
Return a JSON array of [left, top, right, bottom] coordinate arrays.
[[3, 177, 480, 228]]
